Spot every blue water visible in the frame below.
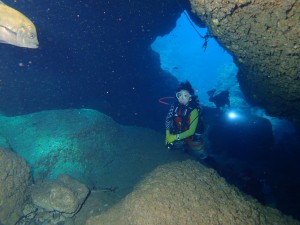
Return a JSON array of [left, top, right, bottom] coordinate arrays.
[[0, 0, 299, 220], [151, 11, 236, 105]]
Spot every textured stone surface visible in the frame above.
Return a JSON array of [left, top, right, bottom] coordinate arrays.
[[189, 0, 300, 122], [86, 160, 299, 225], [0, 109, 188, 195], [31, 175, 89, 216], [0, 109, 121, 184], [0, 136, 10, 149], [0, 148, 32, 225]]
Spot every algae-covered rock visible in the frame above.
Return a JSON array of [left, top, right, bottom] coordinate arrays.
[[0, 148, 32, 225], [0, 109, 187, 195], [86, 160, 299, 225], [0, 109, 118, 184]]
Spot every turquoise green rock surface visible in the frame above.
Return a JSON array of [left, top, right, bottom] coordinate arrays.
[[0, 109, 185, 195]]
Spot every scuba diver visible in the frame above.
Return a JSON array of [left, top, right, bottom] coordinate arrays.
[[207, 89, 230, 111], [165, 81, 207, 159]]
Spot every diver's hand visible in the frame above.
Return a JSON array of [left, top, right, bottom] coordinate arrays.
[[166, 134, 176, 144]]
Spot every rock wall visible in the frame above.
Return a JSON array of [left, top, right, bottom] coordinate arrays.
[[189, 0, 300, 122], [0, 148, 32, 225], [86, 160, 299, 225]]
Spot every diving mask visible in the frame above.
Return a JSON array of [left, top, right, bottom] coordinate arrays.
[[176, 90, 191, 100]]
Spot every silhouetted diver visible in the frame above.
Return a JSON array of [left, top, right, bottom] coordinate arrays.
[[207, 89, 230, 110]]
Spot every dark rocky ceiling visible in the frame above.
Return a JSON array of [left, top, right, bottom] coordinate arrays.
[[189, 0, 300, 125]]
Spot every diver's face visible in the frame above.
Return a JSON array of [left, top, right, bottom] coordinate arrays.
[[176, 90, 191, 106]]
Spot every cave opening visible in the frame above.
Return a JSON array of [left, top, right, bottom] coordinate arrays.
[[151, 10, 243, 108], [152, 9, 300, 220]]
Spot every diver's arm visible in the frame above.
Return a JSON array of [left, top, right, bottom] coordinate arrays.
[[178, 109, 199, 140]]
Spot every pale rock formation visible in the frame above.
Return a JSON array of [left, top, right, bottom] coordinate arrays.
[[31, 175, 90, 217]]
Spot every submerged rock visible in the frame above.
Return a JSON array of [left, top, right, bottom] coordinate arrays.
[[0, 109, 119, 183], [86, 160, 299, 225], [31, 175, 89, 217], [0, 109, 188, 196], [0, 148, 32, 225], [189, 0, 300, 124]]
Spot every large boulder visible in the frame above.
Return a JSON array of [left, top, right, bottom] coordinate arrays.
[[0, 109, 188, 195], [189, 0, 300, 123], [86, 160, 299, 225], [31, 175, 89, 217], [0, 148, 32, 225]]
